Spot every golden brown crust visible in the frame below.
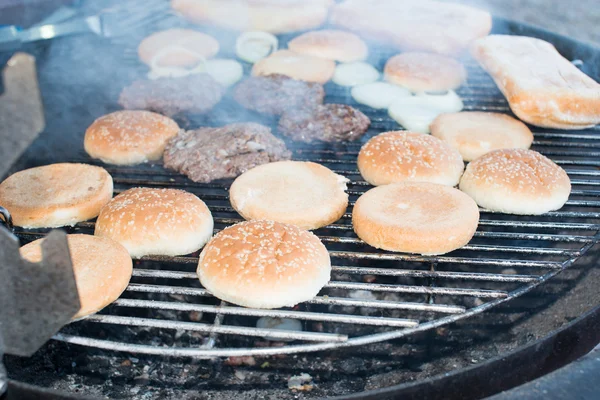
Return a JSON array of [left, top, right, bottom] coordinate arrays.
[[288, 29, 368, 62], [0, 163, 113, 228], [384, 52, 466, 92], [252, 50, 336, 83], [352, 182, 479, 255], [84, 110, 181, 165], [197, 220, 331, 308], [138, 28, 219, 67], [357, 131, 464, 186], [20, 234, 132, 319], [430, 112, 533, 161], [94, 188, 213, 258]]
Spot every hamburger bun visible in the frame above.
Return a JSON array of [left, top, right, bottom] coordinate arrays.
[[95, 188, 213, 258], [459, 149, 571, 215], [84, 110, 181, 166], [138, 28, 219, 67], [252, 50, 336, 83], [384, 52, 467, 92], [288, 29, 368, 62], [353, 182, 479, 255], [430, 112, 533, 161], [229, 161, 349, 230], [197, 220, 331, 308], [357, 131, 464, 186], [0, 163, 113, 228], [20, 234, 132, 320]]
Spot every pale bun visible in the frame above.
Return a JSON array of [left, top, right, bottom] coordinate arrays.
[[357, 131, 464, 186], [459, 149, 571, 215], [352, 182, 479, 255], [384, 52, 466, 92], [138, 28, 219, 67], [0, 163, 113, 228], [288, 29, 368, 62], [172, 0, 333, 34], [252, 50, 336, 83], [84, 110, 181, 166], [430, 112, 534, 161], [20, 234, 133, 320], [95, 188, 213, 258], [229, 161, 348, 230], [197, 220, 331, 309]]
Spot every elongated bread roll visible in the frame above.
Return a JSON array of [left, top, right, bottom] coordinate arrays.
[[471, 35, 600, 129]]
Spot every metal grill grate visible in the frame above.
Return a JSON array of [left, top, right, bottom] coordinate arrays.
[[12, 42, 600, 358]]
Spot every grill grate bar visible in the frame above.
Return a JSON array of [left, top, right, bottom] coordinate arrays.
[[326, 281, 508, 298]]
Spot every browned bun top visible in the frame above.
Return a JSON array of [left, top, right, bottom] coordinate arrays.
[[384, 52, 467, 91], [138, 28, 219, 67], [252, 50, 336, 83], [20, 234, 132, 319], [357, 131, 464, 187], [94, 188, 214, 258], [288, 29, 368, 62], [0, 163, 113, 228], [197, 220, 331, 309], [84, 110, 180, 166]]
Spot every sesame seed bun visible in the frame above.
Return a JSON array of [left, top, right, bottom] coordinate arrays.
[[288, 29, 368, 62], [138, 28, 219, 67], [0, 163, 113, 228], [353, 182, 479, 255], [430, 112, 534, 162], [252, 50, 336, 83], [20, 234, 132, 320], [95, 188, 213, 258], [357, 131, 464, 187], [229, 161, 348, 230], [197, 220, 331, 309], [384, 52, 467, 92], [459, 149, 571, 215], [84, 110, 181, 166]]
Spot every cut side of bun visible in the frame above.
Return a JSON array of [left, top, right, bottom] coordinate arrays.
[[138, 28, 219, 67], [252, 50, 336, 83], [288, 29, 368, 62]]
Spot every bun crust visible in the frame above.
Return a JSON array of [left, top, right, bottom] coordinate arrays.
[[459, 149, 571, 215], [430, 112, 533, 161], [198, 220, 331, 309], [95, 188, 214, 258], [357, 131, 464, 186], [20, 234, 132, 320], [384, 52, 467, 92], [352, 182, 479, 255], [229, 161, 348, 230], [84, 110, 181, 165], [288, 29, 368, 62], [138, 28, 219, 67], [0, 163, 113, 228], [252, 50, 336, 83]]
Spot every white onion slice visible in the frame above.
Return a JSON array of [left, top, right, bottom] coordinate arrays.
[[332, 62, 379, 87], [351, 82, 411, 109], [413, 90, 464, 113], [236, 31, 278, 64], [205, 58, 244, 87]]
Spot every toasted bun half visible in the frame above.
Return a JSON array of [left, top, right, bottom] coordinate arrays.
[[430, 112, 533, 161], [197, 220, 331, 309], [357, 131, 464, 186], [353, 182, 479, 255], [384, 52, 466, 92], [84, 110, 181, 165], [252, 50, 336, 83], [230, 161, 348, 230], [0, 163, 113, 228], [20, 234, 132, 320], [288, 29, 368, 62], [459, 149, 571, 215], [138, 28, 219, 67], [95, 188, 213, 258]]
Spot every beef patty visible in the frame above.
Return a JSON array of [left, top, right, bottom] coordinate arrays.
[[233, 74, 325, 115], [278, 104, 371, 143], [118, 74, 225, 117], [164, 123, 291, 183]]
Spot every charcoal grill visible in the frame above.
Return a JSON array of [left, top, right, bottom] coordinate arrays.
[[2, 2, 600, 398]]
